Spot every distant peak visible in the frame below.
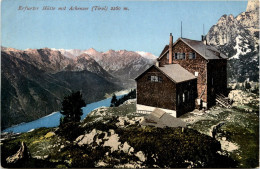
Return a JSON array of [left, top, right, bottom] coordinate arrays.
[[1, 46, 21, 52], [88, 47, 96, 51], [40, 47, 51, 50], [136, 51, 157, 59], [83, 48, 103, 59], [118, 49, 127, 52], [222, 14, 227, 18], [105, 49, 116, 54], [220, 14, 234, 19]]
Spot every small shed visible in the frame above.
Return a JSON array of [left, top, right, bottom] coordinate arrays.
[[141, 108, 187, 128]]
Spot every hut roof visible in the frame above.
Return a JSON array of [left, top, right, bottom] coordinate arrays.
[[158, 38, 228, 60], [135, 64, 196, 84], [158, 64, 196, 83]]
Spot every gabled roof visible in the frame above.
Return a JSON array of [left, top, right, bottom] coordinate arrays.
[[135, 64, 196, 83], [158, 38, 228, 60], [159, 64, 196, 83], [159, 45, 169, 57]]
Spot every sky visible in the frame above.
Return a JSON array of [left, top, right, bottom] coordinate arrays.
[[1, 0, 247, 56]]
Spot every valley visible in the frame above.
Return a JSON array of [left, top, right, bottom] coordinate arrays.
[[1, 47, 154, 129]]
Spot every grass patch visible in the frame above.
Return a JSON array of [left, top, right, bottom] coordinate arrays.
[[1, 127, 60, 167], [186, 101, 259, 168], [191, 119, 219, 134], [1, 128, 53, 152], [116, 126, 236, 168], [106, 103, 136, 117], [221, 123, 259, 168], [82, 115, 100, 124]]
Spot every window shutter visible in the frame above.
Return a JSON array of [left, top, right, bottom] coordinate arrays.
[[147, 76, 151, 81], [193, 53, 196, 59], [158, 76, 162, 82], [189, 52, 196, 59]]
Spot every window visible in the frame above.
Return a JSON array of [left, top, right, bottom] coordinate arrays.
[[174, 53, 185, 60], [149, 75, 162, 82], [174, 53, 178, 59], [180, 93, 183, 103], [195, 72, 199, 77], [183, 93, 185, 102], [181, 53, 186, 59], [189, 52, 196, 59], [151, 75, 158, 82], [178, 93, 183, 105], [166, 53, 169, 59]]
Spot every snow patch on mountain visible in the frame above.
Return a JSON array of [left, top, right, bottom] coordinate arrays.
[[51, 48, 157, 62], [230, 35, 251, 59], [136, 51, 157, 60], [51, 48, 82, 59]]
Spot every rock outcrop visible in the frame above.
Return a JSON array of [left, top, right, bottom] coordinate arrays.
[[6, 142, 30, 164], [74, 128, 146, 167], [206, 0, 259, 82], [246, 0, 259, 12]]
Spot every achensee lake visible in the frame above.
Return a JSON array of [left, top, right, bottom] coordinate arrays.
[[3, 96, 123, 133]]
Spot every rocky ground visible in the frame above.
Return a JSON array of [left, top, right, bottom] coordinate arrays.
[[180, 89, 259, 168], [1, 90, 258, 168]]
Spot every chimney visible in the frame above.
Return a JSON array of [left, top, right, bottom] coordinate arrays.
[[156, 61, 160, 67], [169, 33, 173, 64], [201, 35, 207, 45]]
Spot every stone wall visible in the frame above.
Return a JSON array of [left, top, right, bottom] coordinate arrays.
[[136, 66, 177, 111], [158, 40, 208, 103]]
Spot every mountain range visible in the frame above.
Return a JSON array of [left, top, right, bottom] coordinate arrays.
[[53, 48, 156, 88], [1, 47, 155, 129], [206, 0, 259, 82]]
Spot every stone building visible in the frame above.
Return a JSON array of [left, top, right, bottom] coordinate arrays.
[[135, 33, 228, 117]]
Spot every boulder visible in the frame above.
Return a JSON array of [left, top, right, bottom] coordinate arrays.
[[6, 142, 30, 164], [75, 129, 98, 146], [128, 147, 134, 154], [135, 151, 146, 162], [120, 142, 131, 153], [103, 133, 121, 152]]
